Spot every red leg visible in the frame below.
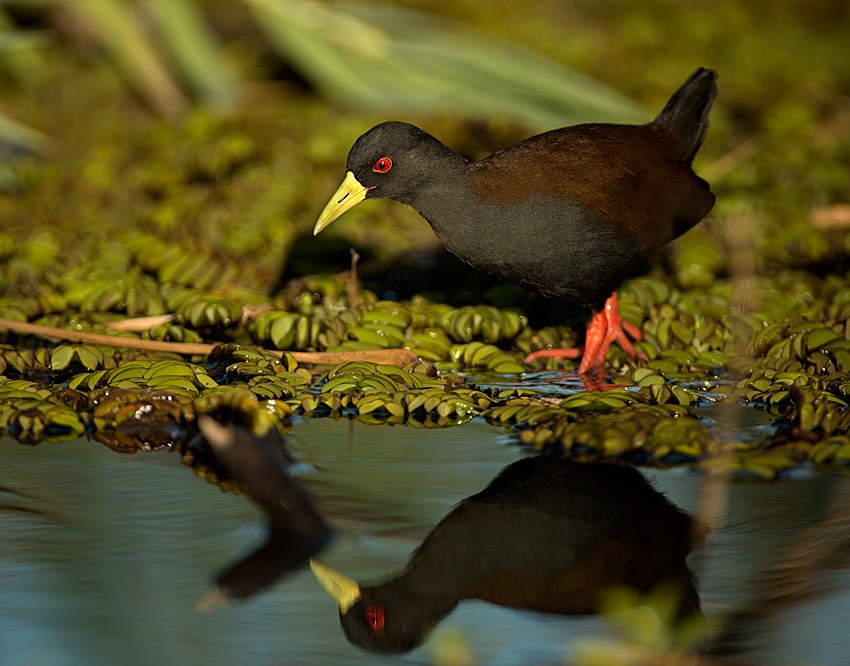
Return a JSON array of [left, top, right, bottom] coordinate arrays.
[[524, 291, 645, 374], [578, 292, 644, 374], [576, 309, 609, 373]]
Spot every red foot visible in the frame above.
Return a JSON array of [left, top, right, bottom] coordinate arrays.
[[524, 292, 646, 375]]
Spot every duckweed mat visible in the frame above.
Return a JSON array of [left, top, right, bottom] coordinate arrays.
[[2, 6, 849, 482], [2, 261, 850, 481]]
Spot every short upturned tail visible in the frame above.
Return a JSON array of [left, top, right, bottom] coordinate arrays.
[[654, 67, 718, 165]]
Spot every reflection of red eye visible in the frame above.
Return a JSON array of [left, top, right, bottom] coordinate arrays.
[[366, 603, 385, 633], [372, 157, 393, 173]]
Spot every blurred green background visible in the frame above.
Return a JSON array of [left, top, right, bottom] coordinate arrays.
[[0, 0, 848, 299], [2, 8, 850, 663]]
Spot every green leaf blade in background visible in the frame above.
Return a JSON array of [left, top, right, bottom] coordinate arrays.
[[248, 0, 644, 130], [142, 0, 238, 109], [71, 0, 190, 118], [2, 0, 644, 132]]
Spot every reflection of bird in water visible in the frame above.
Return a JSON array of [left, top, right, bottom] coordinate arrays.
[[196, 416, 332, 609], [312, 456, 706, 654]]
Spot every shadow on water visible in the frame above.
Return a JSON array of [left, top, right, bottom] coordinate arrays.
[[3, 419, 850, 664], [194, 417, 332, 608], [189, 416, 705, 653], [309, 456, 705, 654], [183, 417, 850, 662]]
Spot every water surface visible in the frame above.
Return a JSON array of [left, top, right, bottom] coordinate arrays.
[[2, 419, 849, 665]]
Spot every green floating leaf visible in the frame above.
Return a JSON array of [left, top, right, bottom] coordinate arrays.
[[49, 344, 106, 372]]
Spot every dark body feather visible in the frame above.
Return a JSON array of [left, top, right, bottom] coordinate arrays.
[[342, 68, 717, 310], [338, 458, 705, 654]]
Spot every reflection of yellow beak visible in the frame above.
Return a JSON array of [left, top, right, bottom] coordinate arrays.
[[310, 559, 361, 613], [313, 171, 371, 236]]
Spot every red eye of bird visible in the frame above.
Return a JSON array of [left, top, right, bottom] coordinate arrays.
[[365, 603, 385, 633], [372, 157, 393, 173]]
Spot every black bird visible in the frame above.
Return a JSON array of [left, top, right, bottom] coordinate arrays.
[[311, 457, 706, 654], [196, 416, 332, 609], [314, 68, 718, 374]]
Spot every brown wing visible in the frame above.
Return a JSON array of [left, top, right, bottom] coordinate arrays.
[[467, 123, 714, 253]]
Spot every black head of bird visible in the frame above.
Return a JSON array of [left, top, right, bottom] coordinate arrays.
[[310, 558, 444, 653]]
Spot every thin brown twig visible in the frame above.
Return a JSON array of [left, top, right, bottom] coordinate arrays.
[[349, 248, 361, 309], [701, 136, 762, 183], [0, 317, 418, 367], [697, 216, 759, 535], [106, 314, 172, 331]]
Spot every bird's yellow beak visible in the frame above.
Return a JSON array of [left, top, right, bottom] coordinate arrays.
[[310, 559, 361, 613], [313, 171, 371, 236]]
